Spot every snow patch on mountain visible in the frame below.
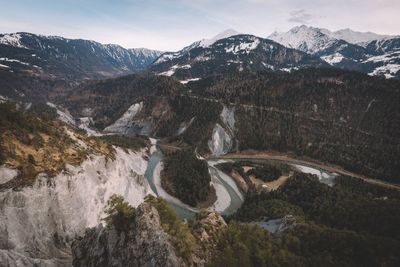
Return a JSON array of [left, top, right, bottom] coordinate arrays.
[[0, 57, 30, 66], [225, 37, 260, 54], [154, 53, 178, 64], [180, 78, 201, 84], [368, 63, 400, 79], [158, 64, 191, 76], [0, 33, 26, 48], [368, 38, 400, 54], [261, 62, 275, 69], [0, 95, 8, 103], [280, 67, 299, 72], [363, 51, 400, 63], [363, 50, 400, 78], [194, 55, 211, 62], [158, 67, 177, 76], [321, 53, 345, 64]]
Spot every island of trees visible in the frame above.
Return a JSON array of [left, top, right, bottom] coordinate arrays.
[[161, 149, 214, 207]]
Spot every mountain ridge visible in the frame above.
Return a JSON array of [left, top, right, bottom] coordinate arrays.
[[268, 25, 400, 78], [150, 33, 327, 81], [0, 32, 164, 80], [269, 25, 395, 47]]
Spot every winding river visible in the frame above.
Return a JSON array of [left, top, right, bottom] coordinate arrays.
[[144, 143, 244, 219], [144, 142, 339, 219]]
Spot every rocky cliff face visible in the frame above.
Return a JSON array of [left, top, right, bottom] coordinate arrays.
[[190, 212, 227, 265], [0, 148, 154, 266], [71, 202, 185, 267]]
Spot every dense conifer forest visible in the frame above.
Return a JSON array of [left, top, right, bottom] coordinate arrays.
[[161, 150, 212, 206], [210, 173, 400, 267]]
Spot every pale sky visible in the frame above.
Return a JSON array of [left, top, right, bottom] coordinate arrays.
[[1, 0, 399, 51]]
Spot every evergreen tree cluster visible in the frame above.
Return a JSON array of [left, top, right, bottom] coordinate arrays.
[[162, 150, 211, 206], [210, 173, 400, 266]]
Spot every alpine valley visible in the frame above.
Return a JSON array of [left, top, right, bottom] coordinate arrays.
[[0, 24, 400, 267]]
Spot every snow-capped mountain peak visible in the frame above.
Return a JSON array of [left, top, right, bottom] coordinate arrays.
[[268, 25, 400, 79], [269, 25, 396, 53], [268, 25, 336, 54], [330, 28, 394, 46], [198, 29, 240, 47], [154, 29, 240, 64], [0, 33, 27, 48], [150, 33, 327, 81]]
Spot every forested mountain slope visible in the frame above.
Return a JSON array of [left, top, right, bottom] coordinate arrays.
[[63, 68, 400, 182]]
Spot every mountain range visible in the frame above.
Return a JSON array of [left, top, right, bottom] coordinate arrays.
[[149, 33, 327, 81], [150, 25, 400, 80], [269, 26, 393, 51], [1, 26, 399, 85], [268, 25, 400, 78], [0, 32, 163, 80]]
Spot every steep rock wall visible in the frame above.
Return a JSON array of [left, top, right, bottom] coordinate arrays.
[[0, 148, 154, 266]]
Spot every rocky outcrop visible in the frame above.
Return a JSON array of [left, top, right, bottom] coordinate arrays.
[[104, 102, 144, 134], [191, 212, 227, 266], [0, 165, 18, 185], [208, 123, 233, 156], [71, 204, 229, 267], [220, 106, 235, 133], [71, 202, 185, 267]]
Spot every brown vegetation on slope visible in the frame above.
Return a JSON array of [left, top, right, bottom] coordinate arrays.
[[0, 103, 114, 190]]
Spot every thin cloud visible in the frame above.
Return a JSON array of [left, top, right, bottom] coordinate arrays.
[[288, 9, 314, 24]]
